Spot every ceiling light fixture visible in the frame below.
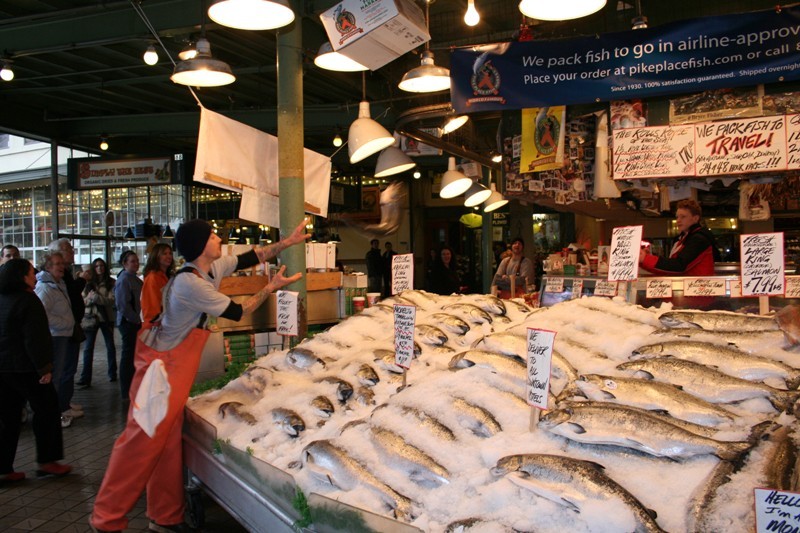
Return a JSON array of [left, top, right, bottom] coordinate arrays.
[[314, 41, 368, 72], [439, 157, 472, 199], [442, 114, 469, 135], [348, 73, 395, 163], [0, 60, 14, 82], [464, 181, 492, 207], [413, 170, 422, 179], [171, 37, 235, 87], [490, 151, 502, 163], [518, 0, 606, 21], [143, 45, 159, 65], [483, 183, 508, 212], [208, 0, 295, 30], [332, 132, 343, 147], [398, 1, 450, 93], [631, 0, 647, 29], [464, 0, 480, 26], [99, 135, 109, 151], [179, 42, 198, 61], [375, 147, 416, 177]]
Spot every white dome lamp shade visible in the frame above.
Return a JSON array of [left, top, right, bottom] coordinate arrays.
[[171, 37, 235, 87], [208, 0, 295, 30], [375, 147, 416, 178], [464, 181, 492, 207], [483, 184, 508, 212], [519, 0, 606, 21], [439, 157, 472, 199], [314, 42, 368, 72], [348, 101, 395, 163]]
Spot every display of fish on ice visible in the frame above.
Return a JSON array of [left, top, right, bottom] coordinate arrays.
[[188, 293, 800, 533]]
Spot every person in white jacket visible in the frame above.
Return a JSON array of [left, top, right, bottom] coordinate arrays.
[[34, 252, 81, 428]]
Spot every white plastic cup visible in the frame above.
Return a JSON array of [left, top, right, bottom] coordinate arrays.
[[352, 296, 366, 313], [366, 292, 381, 307]]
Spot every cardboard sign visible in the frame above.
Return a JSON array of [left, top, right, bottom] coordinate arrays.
[[391, 253, 414, 295], [571, 279, 584, 299], [786, 276, 800, 298], [545, 277, 564, 293], [276, 290, 298, 336], [754, 488, 800, 533], [394, 304, 416, 369], [612, 125, 695, 179], [684, 278, 727, 297], [526, 328, 555, 410], [594, 280, 618, 297], [609, 225, 642, 281], [740, 232, 785, 296], [646, 279, 673, 299]]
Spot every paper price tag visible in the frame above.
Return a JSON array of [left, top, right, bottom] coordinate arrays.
[[594, 280, 618, 297], [786, 277, 800, 298], [391, 253, 414, 295], [571, 279, 584, 299], [545, 277, 564, 293], [276, 290, 298, 336], [740, 233, 785, 296], [394, 304, 416, 369], [684, 278, 726, 297], [646, 279, 672, 299]]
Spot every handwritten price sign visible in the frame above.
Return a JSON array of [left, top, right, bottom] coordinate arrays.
[[740, 233, 785, 296], [684, 278, 726, 297], [646, 279, 673, 299], [729, 279, 743, 298], [394, 304, 416, 369], [526, 328, 555, 410], [754, 488, 800, 533], [571, 279, 584, 299], [609, 225, 642, 281], [594, 280, 618, 297], [786, 277, 800, 298], [391, 253, 414, 296], [545, 277, 564, 293], [276, 290, 298, 336]]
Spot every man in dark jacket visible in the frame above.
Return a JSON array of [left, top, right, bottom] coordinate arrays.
[[365, 239, 382, 293]]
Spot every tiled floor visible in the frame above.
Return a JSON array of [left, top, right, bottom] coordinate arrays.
[[0, 332, 247, 532]]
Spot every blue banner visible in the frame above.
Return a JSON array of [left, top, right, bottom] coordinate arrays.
[[451, 6, 800, 113]]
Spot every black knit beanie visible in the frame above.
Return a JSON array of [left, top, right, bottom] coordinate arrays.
[[175, 219, 213, 262]]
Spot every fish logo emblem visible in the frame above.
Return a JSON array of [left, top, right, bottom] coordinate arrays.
[[471, 60, 501, 96], [534, 113, 559, 156], [333, 5, 362, 44]]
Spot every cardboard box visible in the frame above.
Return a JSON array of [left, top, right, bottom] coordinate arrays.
[[326, 242, 337, 270], [343, 273, 367, 288], [320, 0, 430, 71]]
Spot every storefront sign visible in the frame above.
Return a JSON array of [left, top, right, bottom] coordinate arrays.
[[276, 290, 298, 336], [544, 277, 564, 293], [594, 280, 618, 297], [612, 125, 695, 178], [451, 6, 800, 113], [786, 276, 800, 298], [684, 278, 727, 297], [391, 253, 414, 295], [754, 488, 800, 533], [646, 279, 673, 298], [394, 304, 416, 369], [526, 328, 555, 410], [740, 232, 785, 296], [609, 225, 642, 281], [68, 156, 177, 189], [571, 279, 583, 299]]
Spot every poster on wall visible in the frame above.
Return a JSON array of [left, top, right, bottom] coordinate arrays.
[[612, 125, 695, 179], [520, 106, 566, 173], [669, 87, 763, 124]]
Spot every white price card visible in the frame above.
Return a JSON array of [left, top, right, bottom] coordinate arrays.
[[684, 278, 727, 297], [571, 279, 584, 299], [646, 279, 673, 299], [740, 233, 785, 296], [729, 278, 743, 298], [786, 277, 800, 298], [609, 225, 642, 281], [754, 488, 800, 533], [276, 290, 298, 336], [391, 253, 414, 296], [526, 328, 555, 410], [594, 280, 618, 297], [545, 277, 564, 293], [394, 304, 416, 369]]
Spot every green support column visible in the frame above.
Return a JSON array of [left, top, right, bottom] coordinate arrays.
[[277, 3, 307, 339], [481, 168, 493, 294]]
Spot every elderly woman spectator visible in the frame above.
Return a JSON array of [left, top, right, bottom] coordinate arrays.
[[77, 258, 117, 388], [0, 259, 72, 479], [35, 252, 82, 428]]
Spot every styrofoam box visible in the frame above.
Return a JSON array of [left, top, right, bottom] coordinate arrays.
[[320, 0, 430, 71]]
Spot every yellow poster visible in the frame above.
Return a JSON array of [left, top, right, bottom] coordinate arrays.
[[520, 106, 566, 173]]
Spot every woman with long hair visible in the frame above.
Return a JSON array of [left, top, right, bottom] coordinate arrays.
[[431, 246, 462, 295], [141, 243, 175, 328], [0, 259, 72, 479], [77, 258, 117, 387]]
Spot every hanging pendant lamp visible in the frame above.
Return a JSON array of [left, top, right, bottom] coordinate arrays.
[[439, 157, 472, 199], [483, 183, 508, 212], [314, 42, 368, 72], [464, 181, 492, 207], [348, 73, 395, 163], [519, 0, 606, 21], [171, 37, 235, 87], [398, 1, 450, 93], [375, 147, 416, 178], [208, 0, 295, 30]]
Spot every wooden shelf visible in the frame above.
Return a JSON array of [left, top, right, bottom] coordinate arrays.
[[219, 271, 342, 297]]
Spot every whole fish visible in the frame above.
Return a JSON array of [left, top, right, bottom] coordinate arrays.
[[271, 407, 305, 437], [650, 327, 784, 345], [659, 310, 779, 332], [429, 313, 471, 336], [311, 395, 334, 418], [468, 294, 506, 315], [632, 340, 800, 388], [685, 458, 736, 533], [539, 403, 751, 460], [369, 426, 450, 486], [504, 298, 533, 314], [356, 363, 380, 387], [354, 386, 376, 406], [575, 373, 736, 427], [448, 350, 526, 389], [315, 376, 355, 404], [451, 397, 502, 438], [472, 332, 525, 358], [762, 424, 798, 491], [398, 289, 439, 310], [416, 324, 448, 346], [374, 349, 405, 374], [302, 440, 414, 521], [492, 454, 665, 533], [398, 406, 457, 442], [442, 303, 493, 325], [617, 357, 800, 411], [218, 401, 257, 425], [286, 346, 329, 370]]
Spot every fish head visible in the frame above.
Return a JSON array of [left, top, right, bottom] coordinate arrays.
[[448, 352, 473, 369], [631, 343, 663, 358], [539, 408, 572, 429], [659, 312, 700, 329], [616, 361, 655, 380], [491, 455, 523, 476], [576, 375, 616, 400]]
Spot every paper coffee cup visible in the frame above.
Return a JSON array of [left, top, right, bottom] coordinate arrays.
[[366, 292, 381, 306], [352, 296, 366, 313]]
